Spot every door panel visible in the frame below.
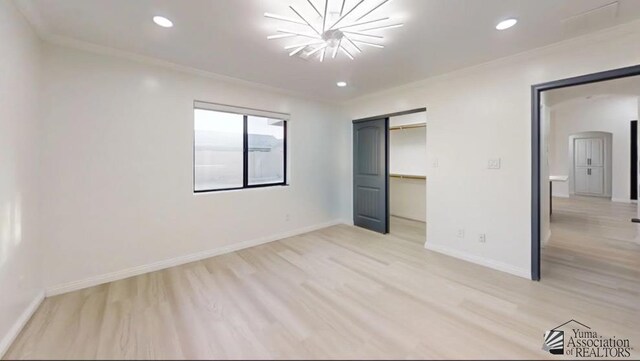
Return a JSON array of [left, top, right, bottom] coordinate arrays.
[[589, 167, 604, 194], [575, 168, 589, 194], [575, 139, 589, 167], [357, 127, 380, 175], [353, 119, 388, 233], [590, 138, 604, 166]]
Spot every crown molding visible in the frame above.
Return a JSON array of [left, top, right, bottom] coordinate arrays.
[[44, 34, 338, 105], [344, 18, 640, 105]]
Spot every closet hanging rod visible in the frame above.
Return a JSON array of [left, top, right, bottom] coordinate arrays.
[[389, 173, 426, 180], [389, 123, 426, 131]]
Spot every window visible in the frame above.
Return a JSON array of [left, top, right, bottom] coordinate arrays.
[[194, 102, 287, 192], [248, 116, 285, 185]]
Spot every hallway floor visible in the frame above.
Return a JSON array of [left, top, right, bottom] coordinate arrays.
[[543, 196, 639, 312]]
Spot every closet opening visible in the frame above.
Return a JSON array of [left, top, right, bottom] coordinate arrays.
[[388, 111, 427, 245]]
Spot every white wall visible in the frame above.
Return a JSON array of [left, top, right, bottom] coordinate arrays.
[[40, 42, 346, 291], [344, 20, 640, 279], [0, 0, 43, 356], [390, 178, 426, 222], [389, 113, 427, 222], [550, 95, 638, 202], [389, 113, 427, 176]]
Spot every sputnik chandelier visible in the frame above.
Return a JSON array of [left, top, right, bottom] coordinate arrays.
[[265, 0, 403, 61]]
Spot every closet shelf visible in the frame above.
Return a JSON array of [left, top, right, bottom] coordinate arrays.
[[389, 123, 426, 131], [390, 173, 426, 180]]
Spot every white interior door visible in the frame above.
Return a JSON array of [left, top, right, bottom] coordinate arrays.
[[588, 167, 604, 194], [574, 167, 589, 194], [590, 138, 603, 166], [574, 137, 605, 196], [575, 139, 589, 167]]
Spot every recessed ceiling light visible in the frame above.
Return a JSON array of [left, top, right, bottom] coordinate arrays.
[[337, 81, 347, 87], [496, 18, 517, 30], [153, 16, 173, 28]]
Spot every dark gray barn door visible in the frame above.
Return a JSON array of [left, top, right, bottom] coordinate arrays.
[[353, 118, 388, 233]]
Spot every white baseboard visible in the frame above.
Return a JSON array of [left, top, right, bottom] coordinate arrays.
[[424, 243, 530, 279], [0, 290, 45, 358], [551, 193, 569, 198], [46, 220, 344, 297], [612, 198, 631, 204]]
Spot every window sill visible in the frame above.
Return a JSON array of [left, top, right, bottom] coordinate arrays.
[[193, 183, 290, 195]]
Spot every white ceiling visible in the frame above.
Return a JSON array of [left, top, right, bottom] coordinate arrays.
[[16, 0, 640, 101], [546, 75, 640, 107]]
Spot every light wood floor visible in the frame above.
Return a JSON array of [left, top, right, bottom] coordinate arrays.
[[6, 197, 639, 359], [390, 215, 426, 245], [542, 196, 639, 311]]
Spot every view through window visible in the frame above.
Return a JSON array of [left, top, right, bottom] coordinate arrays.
[[194, 106, 287, 192]]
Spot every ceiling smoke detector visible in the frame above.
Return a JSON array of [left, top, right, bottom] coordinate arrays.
[[265, 0, 404, 62]]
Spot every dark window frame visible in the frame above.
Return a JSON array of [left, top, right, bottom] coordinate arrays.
[[193, 109, 288, 194]]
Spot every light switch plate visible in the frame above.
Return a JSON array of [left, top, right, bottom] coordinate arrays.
[[488, 158, 501, 169]]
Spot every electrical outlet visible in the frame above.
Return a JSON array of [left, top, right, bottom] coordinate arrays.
[[478, 234, 486, 243], [432, 158, 439, 168], [488, 158, 501, 169], [457, 229, 465, 238], [285, 214, 290, 221]]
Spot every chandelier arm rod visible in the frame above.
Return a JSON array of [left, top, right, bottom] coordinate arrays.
[[322, 0, 329, 33], [351, 39, 384, 48], [337, 17, 389, 30], [355, 0, 392, 22], [290, 6, 322, 36], [339, 0, 346, 17], [277, 29, 322, 39], [308, 43, 328, 57], [343, 31, 383, 39], [284, 40, 325, 50], [306, 0, 323, 18], [264, 13, 306, 25], [332, 37, 342, 58], [357, 23, 404, 32], [340, 45, 355, 60], [329, 0, 366, 30], [343, 35, 363, 53], [289, 45, 307, 56]]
